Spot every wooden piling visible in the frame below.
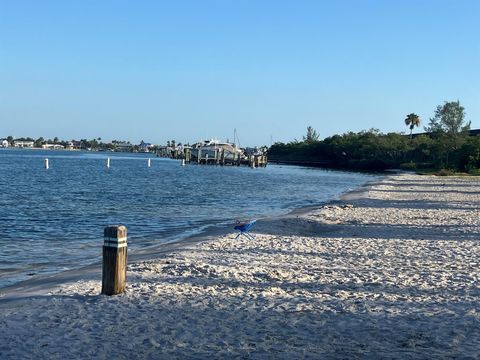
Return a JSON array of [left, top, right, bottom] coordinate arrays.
[[44, 158, 49, 170], [184, 148, 191, 163], [107, 157, 111, 168], [147, 158, 151, 167], [102, 225, 127, 296]]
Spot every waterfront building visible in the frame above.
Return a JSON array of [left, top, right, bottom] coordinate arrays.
[[42, 144, 65, 150], [139, 141, 152, 152], [66, 140, 82, 150], [115, 142, 133, 152], [13, 140, 34, 148]]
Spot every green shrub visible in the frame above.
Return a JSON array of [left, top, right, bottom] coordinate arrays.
[[436, 168, 454, 176], [399, 162, 417, 170], [467, 168, 480, 176]]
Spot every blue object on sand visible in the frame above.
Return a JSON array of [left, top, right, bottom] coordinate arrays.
[[234, 219, 257, 240]]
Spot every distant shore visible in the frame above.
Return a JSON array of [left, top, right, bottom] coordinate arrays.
[[1, 173, 479, 358]]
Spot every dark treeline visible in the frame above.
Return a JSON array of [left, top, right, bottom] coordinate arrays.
[[268, 101, 480, 174]]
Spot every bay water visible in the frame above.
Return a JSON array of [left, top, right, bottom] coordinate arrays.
[[0, 149, 375, 288]]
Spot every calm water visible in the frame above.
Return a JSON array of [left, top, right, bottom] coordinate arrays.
[[0, 149, 375, 288]]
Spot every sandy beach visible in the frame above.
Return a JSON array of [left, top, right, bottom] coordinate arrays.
[[1, 173, 479, 359]]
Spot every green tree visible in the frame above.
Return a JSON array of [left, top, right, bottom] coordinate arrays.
[[404, 113, 421, 139], [90, 138, 99, 149], [34, 137, 45, 148], [425, 101, 470, 167], [425, 101, 470, 141], [411, 135, 435, 165], [456, 136, 480, 172], [303, 126, 319, 143]]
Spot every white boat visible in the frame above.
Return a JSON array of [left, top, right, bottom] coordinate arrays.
[[192, 139, 244, 161]]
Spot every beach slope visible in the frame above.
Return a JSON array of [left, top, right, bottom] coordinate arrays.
[[1, 173, 479, 358]]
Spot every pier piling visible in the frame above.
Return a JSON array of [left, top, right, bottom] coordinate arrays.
[[102, 225, 128, 296], [107, 157, 111, 168], [44, 158, 49, 170]]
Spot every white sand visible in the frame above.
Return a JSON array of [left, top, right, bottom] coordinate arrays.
[[1, 173, 479, 359]]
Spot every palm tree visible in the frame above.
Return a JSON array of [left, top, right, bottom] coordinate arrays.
[[405, 113, 421, 139]]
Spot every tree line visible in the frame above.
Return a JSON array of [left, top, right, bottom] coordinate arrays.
[[268, 101, 480, 174], [1, 136, 164, 153]]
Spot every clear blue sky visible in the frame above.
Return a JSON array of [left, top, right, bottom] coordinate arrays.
[[1, 0, 478, 146]]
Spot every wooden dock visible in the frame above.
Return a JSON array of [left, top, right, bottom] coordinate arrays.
[[189, 148, 267, 167], [157, 147, 267, 168]]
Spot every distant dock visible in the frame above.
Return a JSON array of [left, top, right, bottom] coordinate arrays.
[[157, 139, 268, 168]]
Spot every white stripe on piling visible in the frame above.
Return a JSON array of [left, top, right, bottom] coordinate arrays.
[[104, 236, 128, 248], [107, 157, 111, 168], [44, 158, 49, 169], [147, 158, 151, 167]]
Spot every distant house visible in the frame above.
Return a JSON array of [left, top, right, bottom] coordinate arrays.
[[0, 139, 9, 148], [115, 142, 133, 152], [411, 128, 480, 139], [14, 140, 34, 148], [42, 144, 65, 150], [65, 140, 82, 150], [66, 141, 81, 150], [139, 141, 152, 152]]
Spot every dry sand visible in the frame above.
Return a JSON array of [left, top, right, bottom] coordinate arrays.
[[0, 173, 479, 359]]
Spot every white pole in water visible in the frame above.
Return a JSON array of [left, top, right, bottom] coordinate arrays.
[[107, 157, 111, 168], [181, 159, 185, 166], [44, 158, 49, 170], [147, 158, 151, 167]]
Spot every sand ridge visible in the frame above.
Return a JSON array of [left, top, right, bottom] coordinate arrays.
[[0, 173, 479, 359]]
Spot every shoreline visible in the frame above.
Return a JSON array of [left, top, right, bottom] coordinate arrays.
[[0, 150, 375, 291], [0, 174, 380, 299], [1, 172, 478, 358]]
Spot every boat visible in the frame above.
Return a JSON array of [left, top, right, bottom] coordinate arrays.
[[191, 139, 244, 162]]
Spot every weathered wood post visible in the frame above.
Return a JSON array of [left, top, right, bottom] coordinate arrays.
[[197, 148, 201, 164], [102, 225, 128, 296]]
